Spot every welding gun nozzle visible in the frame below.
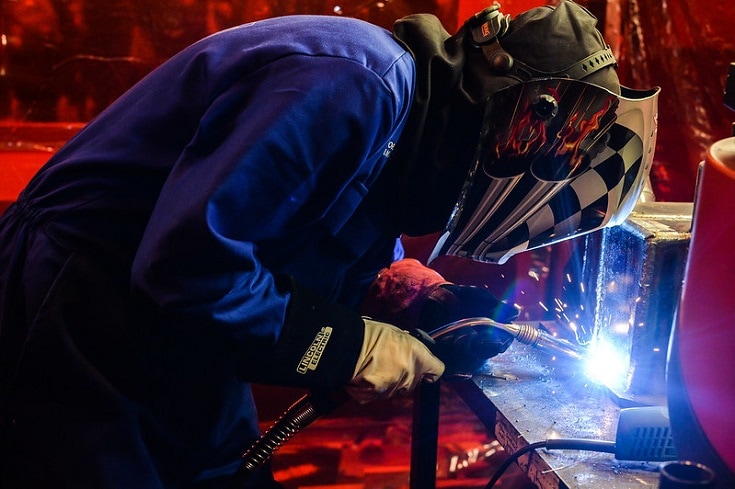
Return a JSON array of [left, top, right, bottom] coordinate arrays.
[[509, 322, 585, 361], [428, 318, 585, 361]]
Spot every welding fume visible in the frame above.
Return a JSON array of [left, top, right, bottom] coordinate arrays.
[[0, 1, 660, 488]]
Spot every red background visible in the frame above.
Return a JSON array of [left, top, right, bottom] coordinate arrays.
[[2, 0, 734, 306]]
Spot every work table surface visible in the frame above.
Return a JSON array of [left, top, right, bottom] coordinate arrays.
[[451, 343, 662, 488]]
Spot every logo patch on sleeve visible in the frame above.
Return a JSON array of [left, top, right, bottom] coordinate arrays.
[[297, 326, 333, 374]]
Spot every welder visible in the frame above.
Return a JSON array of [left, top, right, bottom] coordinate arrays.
[[0, 1, 656, 487]]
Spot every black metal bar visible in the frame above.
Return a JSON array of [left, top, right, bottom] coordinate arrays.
[[409, 379, 441, 489]]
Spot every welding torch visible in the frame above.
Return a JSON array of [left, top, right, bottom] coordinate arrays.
[[229, 317, 585, 486], [426, 317, 586, 362]]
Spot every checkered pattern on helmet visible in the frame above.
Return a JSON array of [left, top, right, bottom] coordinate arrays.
[[450, 122, 644, 262]]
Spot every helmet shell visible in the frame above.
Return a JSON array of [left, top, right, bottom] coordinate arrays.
[[430, 78, 661, 264]]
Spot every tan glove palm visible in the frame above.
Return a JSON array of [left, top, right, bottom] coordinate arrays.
[[346, 318, 445, 404]]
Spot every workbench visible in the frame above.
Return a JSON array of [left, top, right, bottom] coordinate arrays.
[[410, 342, 662, 488]]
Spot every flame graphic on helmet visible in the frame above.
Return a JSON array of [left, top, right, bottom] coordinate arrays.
[[555, 99, 613, 170], [494, 100, 549, 158], [493, 88, 615, 181]]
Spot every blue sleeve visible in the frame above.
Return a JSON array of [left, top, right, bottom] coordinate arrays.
[[130, 53, 413, 388]]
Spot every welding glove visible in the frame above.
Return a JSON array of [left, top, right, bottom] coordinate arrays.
[[362, 258, 518, 375], [361, 258, 450, 330], [419, 284, 519, 375], [346, 318, 445, 404]]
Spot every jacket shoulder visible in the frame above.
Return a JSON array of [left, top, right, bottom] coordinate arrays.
[[192, 15, 412, 79]]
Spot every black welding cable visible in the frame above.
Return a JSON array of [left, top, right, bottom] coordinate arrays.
[[484, 438, 617, 489], [484, 441, 546, 489]]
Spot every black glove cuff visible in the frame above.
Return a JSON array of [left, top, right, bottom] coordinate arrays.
[[418, 283, 519, 333], [418, 283, 519, 375], [245, 276, 364, 390]]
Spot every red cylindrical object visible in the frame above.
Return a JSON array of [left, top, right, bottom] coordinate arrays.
[[669, 137, 735, 487]]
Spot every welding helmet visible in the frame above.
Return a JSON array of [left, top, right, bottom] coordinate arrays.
[[428, 4, 661, 264]]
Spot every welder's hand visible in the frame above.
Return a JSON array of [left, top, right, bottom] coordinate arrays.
[[346, 318, 445, 404], [418, 284, 519, 375], [361, 258, 449, 330]]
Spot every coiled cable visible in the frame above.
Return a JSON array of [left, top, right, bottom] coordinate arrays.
[[228, 390, 349, 488]]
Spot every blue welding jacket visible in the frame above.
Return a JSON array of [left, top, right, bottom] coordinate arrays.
[[0, 15, 414, 488]]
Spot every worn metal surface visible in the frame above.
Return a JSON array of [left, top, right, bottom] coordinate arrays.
[[579, 201, 693, 406], [453, 343, 661, 488]]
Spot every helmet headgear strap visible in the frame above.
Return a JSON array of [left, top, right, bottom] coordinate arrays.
[[466, 4, 617, 82]]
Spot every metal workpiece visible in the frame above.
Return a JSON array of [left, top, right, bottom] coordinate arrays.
[[577, 201, 693, 406], [454, 343, 661, 489]]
